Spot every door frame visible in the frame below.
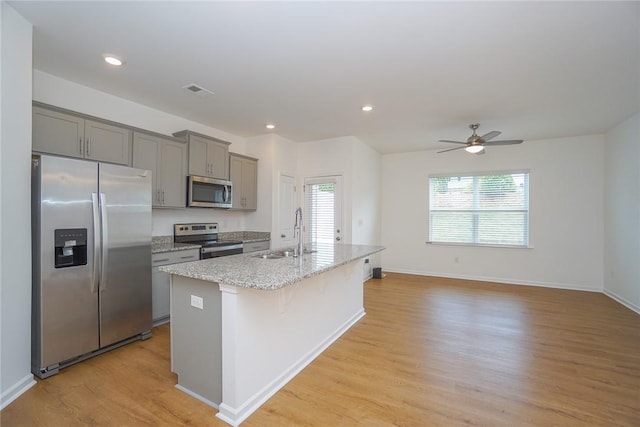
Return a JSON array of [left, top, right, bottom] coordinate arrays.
[[303, 174, 344, 245]]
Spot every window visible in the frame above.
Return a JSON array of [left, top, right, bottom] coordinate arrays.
[[304, 176, 342, 244], [428, 171, 529, 247]]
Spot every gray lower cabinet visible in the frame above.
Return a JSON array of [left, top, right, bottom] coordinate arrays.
[[230, 153, 258, 210], [151, 249, 199, 325], [133, 132, 187, 208], [33, 106, 131, 165], [242, 240, 270, 253]]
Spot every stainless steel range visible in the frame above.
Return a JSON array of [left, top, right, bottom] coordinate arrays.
[[174, 223, 243, 259]]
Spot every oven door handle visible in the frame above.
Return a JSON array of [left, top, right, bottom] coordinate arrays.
[[201, 243, 244, 253]]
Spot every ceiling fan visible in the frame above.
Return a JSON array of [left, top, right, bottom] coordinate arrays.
[[438, 123, 523, 154]]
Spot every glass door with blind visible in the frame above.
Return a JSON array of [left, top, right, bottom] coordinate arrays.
[[304, 175, 342, 244]]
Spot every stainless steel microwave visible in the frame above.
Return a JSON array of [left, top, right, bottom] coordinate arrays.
[[187, 176, 232, 208]]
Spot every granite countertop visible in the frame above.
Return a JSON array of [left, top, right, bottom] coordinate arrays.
[[159, 243, 384, 291], [151, 236, 201, 254]]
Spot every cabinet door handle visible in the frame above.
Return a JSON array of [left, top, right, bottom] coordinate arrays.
[[156, 190, 161, 204], [79, 137, 83, 155], [180, 255, 195, 260], [153, 258, 170, 263], [281, 234, 286, 238], [162, 190, 165, 204], [86, 138, 90, 156]]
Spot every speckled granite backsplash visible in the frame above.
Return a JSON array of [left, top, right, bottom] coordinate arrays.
[[152, 235, 172, 245], [219, 231, 270, 242]]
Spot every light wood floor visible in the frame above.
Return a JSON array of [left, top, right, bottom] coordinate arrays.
[[2, 273, 639, 426]]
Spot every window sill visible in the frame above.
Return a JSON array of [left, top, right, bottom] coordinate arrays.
[[426, 241, 533, 249]]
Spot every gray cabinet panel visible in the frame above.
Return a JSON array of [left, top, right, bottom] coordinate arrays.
[[132, 133, 159, 204], [187, 135, 209, 177], [33, 107, 84, 158], [133, 132, 187, 208], [151, 249, 199, 324], [175, 130, 230, 180], [229, 153, 258, 210], [242, 157, 258, 210], [242, 240, 270, 253], [160, 140, 187, 208], [33, 106, 131, 165], [85, 120, 131, 165], [208, 139, 229, 179]]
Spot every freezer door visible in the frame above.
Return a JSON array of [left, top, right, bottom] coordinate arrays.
[[98, 163, 152, 346], [33, 155, 100, 369]]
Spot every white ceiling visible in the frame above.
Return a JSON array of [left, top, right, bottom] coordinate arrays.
[[10, 1, 640, 154]]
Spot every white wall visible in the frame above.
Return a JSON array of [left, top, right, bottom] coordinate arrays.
[[1, 1, 36, 409], [34, 71, 245, 148], [33, 71, 253, 236], [244, 133, 298, 235], [351, 139, 381, 246], [297, 136, 355, 244], [381, 135, 605, 291], [296, 136, 383, 252], [604, 113, 640, 313]]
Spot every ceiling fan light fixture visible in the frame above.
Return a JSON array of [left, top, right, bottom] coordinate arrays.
[[465, 145, 484, 154], [361, 105, 374, 112]]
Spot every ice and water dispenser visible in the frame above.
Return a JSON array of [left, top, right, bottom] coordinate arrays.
[[54, 228, 88, 268]]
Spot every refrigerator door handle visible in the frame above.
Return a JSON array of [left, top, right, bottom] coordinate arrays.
[[91, 192, 100, 294], [99, 193, 109, 291]]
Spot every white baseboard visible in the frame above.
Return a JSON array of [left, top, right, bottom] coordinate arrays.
[[603, 289, 640, 315], [0, 373, 36, 410], [216, 309, 366, 427], [382, 267, 602, 292]]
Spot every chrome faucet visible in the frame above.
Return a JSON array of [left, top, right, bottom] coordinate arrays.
[[294, 207, 304, 257]]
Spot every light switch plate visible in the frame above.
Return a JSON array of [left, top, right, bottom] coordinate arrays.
[[190, 294, 204, 310]]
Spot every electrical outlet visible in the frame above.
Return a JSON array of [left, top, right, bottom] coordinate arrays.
[[190, 294, 204, 310]]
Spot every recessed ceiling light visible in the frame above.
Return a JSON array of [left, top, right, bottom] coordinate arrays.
[[103, 55, 123, 66], [362, 105, 374, 112], [266, 124, 275, 130]]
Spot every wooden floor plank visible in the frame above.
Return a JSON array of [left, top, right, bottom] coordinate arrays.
[[2, 273, 639, 426]]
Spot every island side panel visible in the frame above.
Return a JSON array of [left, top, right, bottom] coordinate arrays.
[[218, 258, 365, 425], [171, 275, 222, 407]]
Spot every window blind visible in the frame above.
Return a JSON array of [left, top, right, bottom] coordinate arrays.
[[305, 181, 336, 244], [428, 172, 529, 247]]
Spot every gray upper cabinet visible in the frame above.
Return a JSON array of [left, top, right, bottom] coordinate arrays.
[[173, 130, 230, 180], [229, 153, 258, 210], [33, 106, 131, 165], [133, 132, 187, 208]]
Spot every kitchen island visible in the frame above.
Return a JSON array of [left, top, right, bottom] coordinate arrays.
[[160, 243, 384, 426]]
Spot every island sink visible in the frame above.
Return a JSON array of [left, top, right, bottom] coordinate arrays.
[[252, 248, 316, 259]]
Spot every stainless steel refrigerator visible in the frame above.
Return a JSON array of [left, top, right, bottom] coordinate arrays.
[[31, 154, 152, 378]]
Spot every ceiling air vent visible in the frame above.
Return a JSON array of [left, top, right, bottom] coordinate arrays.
[[182, 83, 214, 97]]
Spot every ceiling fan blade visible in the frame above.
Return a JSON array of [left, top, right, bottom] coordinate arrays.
[[480, 131, 501, 141], [438, 139, 467, 145], [437, 145, 467, 153], [484, 139, 524, 146]]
